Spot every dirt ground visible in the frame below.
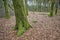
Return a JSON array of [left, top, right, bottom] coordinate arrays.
[[0, 12, 60, 40]]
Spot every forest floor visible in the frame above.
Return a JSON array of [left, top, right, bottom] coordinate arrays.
[[0, 12, 60, 40]]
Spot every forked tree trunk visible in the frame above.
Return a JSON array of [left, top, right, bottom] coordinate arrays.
[[3, 0, 10, 19], [12, 0, 31, 36]]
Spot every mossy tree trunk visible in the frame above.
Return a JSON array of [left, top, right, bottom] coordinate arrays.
[[3, 0, 10, 19], [48, 0, 58, 17], [38, 0, 41, 12], [50, 0, 55, 16], [12, 0, 31, 36], [24, 0, 28, 15], [55, 0, 58, 15]]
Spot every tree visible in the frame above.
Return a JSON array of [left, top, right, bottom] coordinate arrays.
[[0, 0, 3, 8], [24, 0, 28, 15], [48, 0, 55, 17], [3, 0, 10, 19], [12, 0, 32, 36], [55, 0, 58, 15], [48, 0, 58, 17], [36, 0, 42, 12]]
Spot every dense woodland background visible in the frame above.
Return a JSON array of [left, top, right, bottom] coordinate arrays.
[[0, 0, 60, 17]]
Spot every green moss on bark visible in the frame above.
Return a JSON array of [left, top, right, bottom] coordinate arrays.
[[49, 1, 55, 17], [55, 2, 58, 15], [4, 0, 10, 19], [12, 0, 32, 36]]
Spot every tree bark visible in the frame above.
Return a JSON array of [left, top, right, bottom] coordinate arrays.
[[3, 0, 10, 19], [12, 0, 31, 36], [24, 0, 28, 15], [55, 1, 58, 15], [50, 0, 55, 16]]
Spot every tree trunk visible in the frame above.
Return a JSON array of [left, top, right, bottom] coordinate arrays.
[[49, 0, 55, 16], [24, 0, 28, 15], [3, 0, 10, 19], [12, 0, 31, 36], [55, 1, 58, 15]]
